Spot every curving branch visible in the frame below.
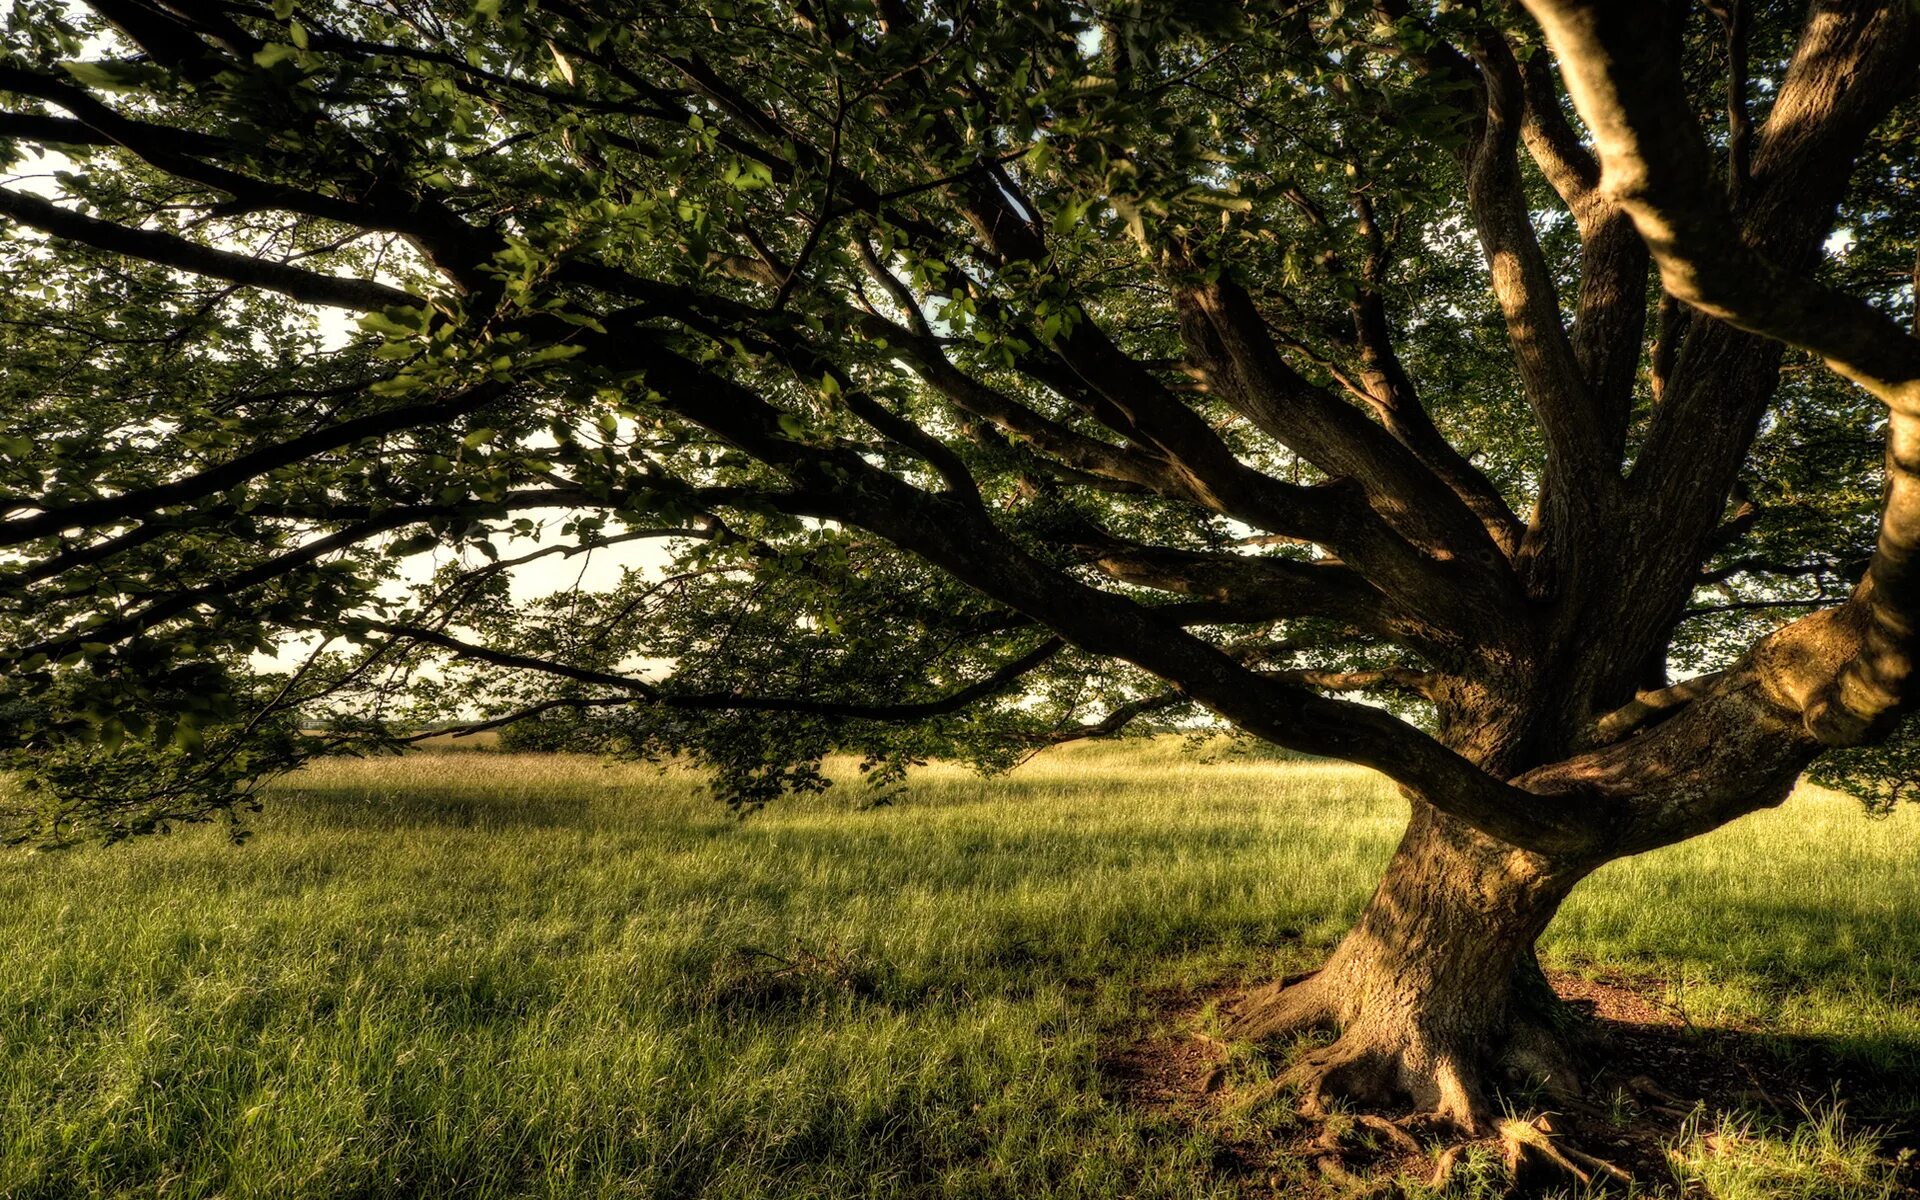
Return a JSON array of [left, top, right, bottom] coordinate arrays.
[[372, 621, 1068, 720], [1524, 0, 1920, 742], [0, 385, 503, 547], [1377, 3, 1623, 568], [1518, 51, 1649, 442], [620, 335, 1613, 853], [1581, 669, 1730, 747], [1524, 0, 1920, 415], [1342, 193, 1526, 555], [1045, 691, 1185, 743], [1175, 274, 1520, 578], [1079, 539, 1397, 634], [0, 185, 417, 311]]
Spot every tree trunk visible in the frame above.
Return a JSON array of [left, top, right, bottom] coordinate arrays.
[[1226, 801, 1592, 1132]]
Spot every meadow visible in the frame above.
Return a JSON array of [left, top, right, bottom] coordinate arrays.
[[2, 739, 1917, 1199]]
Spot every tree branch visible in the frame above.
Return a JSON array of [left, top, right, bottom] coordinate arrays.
[[1524, 0, 1920, 742], [0, 386, 502, 547], [0, 185, 417, 311], [374, 621, 1069, 720]]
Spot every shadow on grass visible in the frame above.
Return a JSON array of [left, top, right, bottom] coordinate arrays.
[[1103, 971, 1920, 1197], [1597, 1016, 1920, 1137]]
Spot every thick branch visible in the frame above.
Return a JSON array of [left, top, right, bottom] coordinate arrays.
[[1524, 0, 1920, 740], [1524, 0, 1920, 414], [1176, 275, 1520, 581], [1083, 540, 1396, 633], [625, 338, 1613, 852], [0, 185, 417, 311], [1519, 51, 1649, 441]]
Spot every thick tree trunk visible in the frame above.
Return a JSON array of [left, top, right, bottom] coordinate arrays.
[[1226, 802, 1591, 1132]]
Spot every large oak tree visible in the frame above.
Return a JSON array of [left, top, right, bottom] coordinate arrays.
[[3, 0, 1918, 1131]]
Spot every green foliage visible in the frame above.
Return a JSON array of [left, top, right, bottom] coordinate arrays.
[[0, 661, 306, 847], [0, 0, 1911, 832], [1809, 714, 1920, 818]]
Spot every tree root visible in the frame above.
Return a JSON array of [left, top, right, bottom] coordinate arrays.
[[1499, 1116, 1635, 1189], [1353, 1113, 1423, 1155], [1226, 969, 1611, 1136], [1220, 972, 1644, 1192], [1220, 970, 1333, 1042], [1278, 1031, 1494, 1136], [1297, 1106, 1637, 1195]]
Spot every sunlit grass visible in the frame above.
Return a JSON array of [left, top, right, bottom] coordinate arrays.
[[1666, 1100, 1906, 1200], [2, 739, 1917, 1198]]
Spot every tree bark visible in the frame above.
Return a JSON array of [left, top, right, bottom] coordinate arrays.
[[1226, 802, 1591, 1133], [1222, 603, 1857, 1130]]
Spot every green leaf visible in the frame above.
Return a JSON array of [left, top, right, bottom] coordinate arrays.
[[253, 43, 301, 70], [357, 309, 422, 338], [520, 343, 587, 365], [57, 60, 155, 92]]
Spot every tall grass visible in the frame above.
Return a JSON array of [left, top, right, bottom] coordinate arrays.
[[1666, 1100, 1903, 1200], [1, 740, 1916, 1198]]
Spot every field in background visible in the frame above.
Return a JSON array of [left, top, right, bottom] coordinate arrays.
[[3, 740, 1918, 1198]]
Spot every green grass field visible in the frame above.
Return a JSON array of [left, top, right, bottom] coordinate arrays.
[[3, 741, 1918, 1198]]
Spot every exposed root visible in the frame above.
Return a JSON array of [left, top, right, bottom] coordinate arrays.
[[1113, 969, 1909, 1198], [1311, 1151, 1369, 1191], [1301, 1112, 1432, 1195], [1279, 1029, 1494, 1137], [1221, 973, 1653, 1191], [1284, 1042, 1399, 1113], [1220, 970, 1333, 1042], [1353, 1113, 1422, 1155], [1500, 1116, 1635, 1189], [1227, 969, 1605, 1141], [1299, 1106, 1631, 1196]]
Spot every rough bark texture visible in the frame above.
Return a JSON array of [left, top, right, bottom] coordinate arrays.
[[1227, 804, 1589, 1132], [1203, 0, 1920, 1126]]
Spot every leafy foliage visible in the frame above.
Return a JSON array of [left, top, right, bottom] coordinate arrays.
[[0, 0, 1912, 837]]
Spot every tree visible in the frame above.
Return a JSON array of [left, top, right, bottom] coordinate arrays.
[[2, 0, 1916, 1133]]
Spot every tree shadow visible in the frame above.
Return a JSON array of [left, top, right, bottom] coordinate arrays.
[[1103, 970, 1920, 1196], [1572, 993, 1920, 1141]]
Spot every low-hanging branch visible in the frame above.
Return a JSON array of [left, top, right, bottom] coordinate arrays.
[[369, 620, 1068, 720]]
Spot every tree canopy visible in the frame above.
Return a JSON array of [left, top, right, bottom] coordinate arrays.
[[1, 0, 1915, 843]]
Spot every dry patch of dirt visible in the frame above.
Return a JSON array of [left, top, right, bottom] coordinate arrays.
[[1100, 971, 1920, 1197]]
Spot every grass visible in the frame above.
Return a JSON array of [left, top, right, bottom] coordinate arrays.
[[1, 739, 1917, 1198], [1666, 1101, 1907, 1200]]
